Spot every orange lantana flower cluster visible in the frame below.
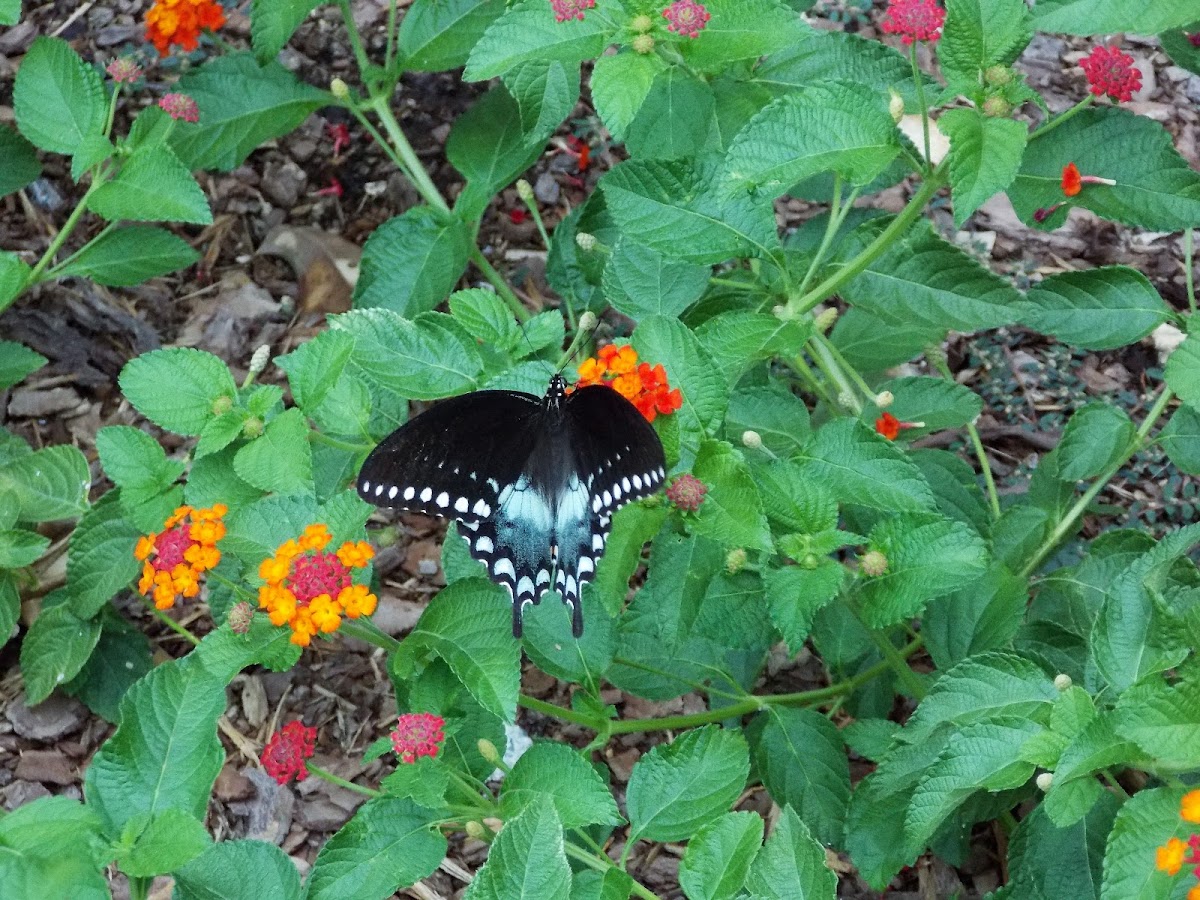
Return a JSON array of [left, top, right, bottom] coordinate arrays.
[[576, 344, 683, 423], [135, 504, 226, 610], [257, 524, 377, 647], [1154, 790, 1200, 900], [144, 0, 226, 56]]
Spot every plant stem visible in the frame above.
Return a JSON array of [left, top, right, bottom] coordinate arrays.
[[910, 44, 932, 172], [339, 616, 403, 652], [336, 0, 374, 85], [609, 656, 750, 702], [790, 165, 947, 316], [1019, 385, 1176, 579], [812, 330, 878, 407], [807, 335, 860, 414], [384, 0, 399, 73], [145, 600, 201, 646], [366, 95, 451, 216], [519, 693, 602, 728], [795, 176, 844, 297], [562, 843, 662, 900], [45, 220, 118, 279], [307, 763, 382, 798], [928, 353, 1001, 519], [469, 245, 530, 322], [1100, 768, 1130, 801], [1029, 95, 1094, 141], [24, 180, 104, 287], [309, 430, 374, 454], [1185, 228, 1196, 316]]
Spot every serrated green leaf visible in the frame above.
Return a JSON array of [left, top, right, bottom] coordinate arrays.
[[19, 601, 102, 705], [0, 573, 18, 653], [448, 289, 522, 352], [120, 347, 236, 435], [522, 591, 616, 684], [250, 0, 321, 63], [743, 805, 837, 899], [1166, 331, 1200, 409], [726, 384, 811, 457], [585, 502, 667, 617], [726, 81, 899, 194], [691, 440, 772, 551], [830, 306, 941, 372], [1057, 402, 1136, 481], [449, 86, 548, 219], [307, 798, 447, 900], [679, 811, 764, 900], [1032, 0, 1198, 35], [120, 808, 210, 877], [1159, 405, 1200, 475], [1020, 267, 1172, 351], [175, 839, 302, 900], [591, 51, 666, 142], [0, 251, 32, 310], [627, 725, 750, 843], [1006, 796, 1118, 898], [0, 340, 46, 390], [95, 425, 183, 492], [465, 0, 614, 81], [352, 207, 472, 317], [923, 562, 1026, 669], [940, 0, 1032, 83], [57, 225, 199, 287], [464, 796, 571, 900], [678, 0, 808, 71], [939, 108, 1028, 227], [625, 67, 716, 161], [233, 408, 313, 495], [12, 37, 105, 155], [766, 562, 844, 654], [1100, 786, 1190, 900], [1161, 21, 1200, 76], [276, 328, 355, 413], [501, 742, 622, 829], [0, 126, 41, 198], [1010, 107, 1200, 231], [63, 608, 152, 724], [0, 444, 89, 522], [1113, 674, 1200, 770], [752, 708, 850, 846], [0, 528, 48, 568], [603, 240, 709, 322], [90, 145, 211, 225], [69, 133, 114, 182], [66, 491, 141, 618], [695, 311, 811, 387], [400, 0, 508, 72], [0, 0, 18, 25], [170, 54, 329, 171], [1043, 775, 1105, 828], [504, 59, 578, 136], [869, 375, 983, 436]]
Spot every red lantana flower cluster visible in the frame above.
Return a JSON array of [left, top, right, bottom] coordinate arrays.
[[663, 0, 711, 38], [550, 0, 596, 22], [261, 721, 317, 785], [666, 474, 707, 512], [881, 0, 945, 45], [158, 93, 200, 124], [144, 0, 226, 56], [135, 504, 226, 610], [576, 344, 683, 423], [1079, 44, 1142, 102], [391, 713, 446, 764]]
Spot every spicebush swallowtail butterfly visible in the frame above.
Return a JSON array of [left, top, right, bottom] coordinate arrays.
[[357, 374, 666, 637]]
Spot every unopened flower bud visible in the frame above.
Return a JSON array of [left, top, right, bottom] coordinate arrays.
[[982, 95, 1012, 118], [1054, 674, 1073, 692], [228, 602, 253, 634], [875, 391, 894, 409], [211, 395, 233, 416], [984, 65, 1013, 86], [742, 430, 762, 450], [888, 89, 905, 123], [1036, 772, 1053, 792], [465, 821, 487, 840], [477, 738, 501, 765], [632, 34, 655, 54], [860, 550, 888, 577], [575, 232, 598, 252], [242, 417, 264, 439], [330, 78, 350, 100], [631, 13, 653, 32], [516, 179, 534, 204], [578, 311, 598, 333], [725, 548, 747, 574], [249, 344, 271, 378], [666, 474, 707, 512], [813, 307, 838, 333]]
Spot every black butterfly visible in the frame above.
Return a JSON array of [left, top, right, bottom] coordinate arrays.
[[357, 374, 666, 638]]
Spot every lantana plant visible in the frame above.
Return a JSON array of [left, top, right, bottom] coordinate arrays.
[[2, 0, 1200, 897]]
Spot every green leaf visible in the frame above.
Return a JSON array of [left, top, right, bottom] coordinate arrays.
[[464, 796, 571, 900], [352, 207, 472, 317], [795, 419, 936, 513], [830, 306, 944, 372], [625, 67, 716, 161], [19, 601, 102, 705], [400, 579, 520, 722], [69, 133, 114, 182], [1006, 795, 1118, 899], [0, 251, 31, 309], [626, 725, 750, 843], [679, 0, 809, 72], [504, 60, 579, 137], [119, 808, 210, 877], [57, 226, 199, 287], [12, 37, 105, 155], [679, 811, 764, 900], [465, 0, 615, 81], [1057, 402, 1136, 481], [586, 502, 667, 617], [940, 0, 1032, 83], [66, 491, 141, 618], [1159, 405, 1200, 475], [591, 50, 666, 142], [601, 159, 780, 265], [175, 839, 302, 900], [905, 718, 1042, 856], [119, 347, 237, 436], [0, 341, 46, 390], [869, 375, 984, 436], [89, 145, 211, 226], [448, 86, 547, 219], [695, 312, 811, 387], [766, 563, 844, 655], [0, 796, 109, 898], [250, 0, 321, 63], [570, 870, 635, 900], [1113, 674, 1200, 770], [1009, 107, 1200, 231], [0, 528, 45, 568], [939, 108, 1028, 227], [743, 805, 838, 899], [63, 608, 152, 723], [1020, 267, 1172, 351], [0, 573, 18, 653], [1166, 331, 1200, 409], [839, 219, 1022, 333], [171, 54, 329, 171], [725, 82, 899, 195], [752, 708, 850, 846], [233, 408, 314, 495], [902, 652, 1058, 744], [1161, 21, 1200, 76], [448, 289, 522, 352], [1032, 0, 1198, 35], [400, 0, 508, 72], [521, 592, 616, 684], [1100, 786, 1190, 900], [96, 425, 184, 493], [0, 126, 40, 198], [725, 383, 811, 457], [692, 440, 771, 551], [501, 742, 622, 829], [306, 798, 447, 900], [923, 563, 1026, 669], [0, 444, 90, 522], [0, 0, 19, 26]]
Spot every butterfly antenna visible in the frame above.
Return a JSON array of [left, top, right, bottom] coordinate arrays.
[[555, 310, 601, 377]]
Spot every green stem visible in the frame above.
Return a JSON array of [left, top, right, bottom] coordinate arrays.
[[1185, 228, 1196, 316], [336, 0, 374, 83], [45, 220, 118, 279], [790, 166, 947, 316], [367, 95, 451, 215], [519, 693, 601, 728], [104, 82, 122, 139], [307, 763, 382, 798], [563, 843, 661, 900], [129, 877, 149, 900], [788, 355, 838, 408], [469, 245, 530, 322], [910, 44, 932, 172], [846, 599, 926, 699], [708, 276, 759, 291], [795, 176, 844, 297], [309, 430, 373, 454], [807, 336, 860, 414], [24, 179, 105, 286], [1029, 95, 1094, 141], [339, 616, 403, 652], [928, 353, 1001, 519], [145, 600, 201, 647], [445, 768, 493, 812], [812, 331, 876, 409], [384, 0, 399, 73], [1019, 385, 1176, 579], [1100, 768, 1130, 801], [609, 656, 749, 702]]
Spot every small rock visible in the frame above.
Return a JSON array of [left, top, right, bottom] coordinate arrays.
[[96, 24, 142, 47], [214, 767, 254, 802], [241, 768, 295, 845], [534, 172, 560, 205], [5, 692, 86, 742], [0, 21, 36, 54], [298, 797, 349, 831], [240, 675, 269, 728], [7, 386, 85, 418], [288, 137, 318, 163], [15, 750, 77, 785], [370, 594, 425, 636], [2, 780, 51, 809], [260, 159, 308, 209], [1186, 74, 1200, 106]]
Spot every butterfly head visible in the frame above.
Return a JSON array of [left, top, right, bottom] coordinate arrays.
[[544, 374, 568, 410]]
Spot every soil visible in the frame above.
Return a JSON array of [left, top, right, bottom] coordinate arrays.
[[1, 2, 1198, 898]]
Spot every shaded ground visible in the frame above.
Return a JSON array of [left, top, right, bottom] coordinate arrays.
[[2, 2, 1198, 898]]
